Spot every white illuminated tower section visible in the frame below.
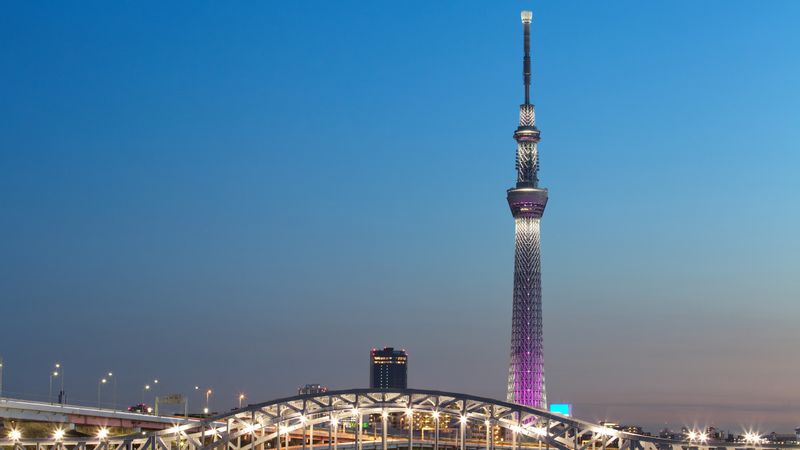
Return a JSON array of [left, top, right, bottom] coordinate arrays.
[[506, 10, 548, 408]]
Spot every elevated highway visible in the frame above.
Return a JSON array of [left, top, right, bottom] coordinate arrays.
[[0, 397, 201, 431]]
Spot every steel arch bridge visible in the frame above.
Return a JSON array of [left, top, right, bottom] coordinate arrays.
[[1, 389, 794, 450]]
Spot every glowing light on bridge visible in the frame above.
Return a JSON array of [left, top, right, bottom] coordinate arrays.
[[53, 429, 65, 441], [594, 427, 617, 437], [8, 429, 21, 441], [97, 428, 109, 440], [744, 432, 763, 444], [530, 426, 547, 437], [432, 411, 440, 420]]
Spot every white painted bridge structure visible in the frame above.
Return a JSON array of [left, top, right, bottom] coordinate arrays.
[[1, 389, 796, 450]]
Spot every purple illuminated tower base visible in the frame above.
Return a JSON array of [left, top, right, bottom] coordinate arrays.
[[506, 10, 548, 409]]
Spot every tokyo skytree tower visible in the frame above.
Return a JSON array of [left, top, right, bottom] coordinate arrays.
[[506, 10, 548, 409]]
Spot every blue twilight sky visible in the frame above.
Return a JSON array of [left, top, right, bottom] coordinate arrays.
[[2, 0, 799, 432]]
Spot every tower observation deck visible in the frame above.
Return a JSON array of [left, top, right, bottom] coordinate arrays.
[[506, 10, 548, 408]]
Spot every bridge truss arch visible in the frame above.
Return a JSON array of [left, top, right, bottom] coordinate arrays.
[[1, 389, 792, 450]]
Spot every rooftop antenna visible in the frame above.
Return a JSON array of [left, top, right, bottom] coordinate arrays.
[[521, 10, 533, 104]]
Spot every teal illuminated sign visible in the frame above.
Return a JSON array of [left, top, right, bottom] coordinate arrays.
[[549, 403, 571, 416]]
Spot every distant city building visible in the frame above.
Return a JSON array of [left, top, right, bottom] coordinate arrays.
[[298, 384, 328, 395], [370, 347, 407, 389], [622, 425, 646, 435]]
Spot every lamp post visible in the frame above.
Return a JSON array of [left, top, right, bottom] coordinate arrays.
[[142, 384, 151, 405], [205, 389, 212, 413], [49, 363, 61, 403], [97, 378, 107, 407], [107, 372, 116, 409], [153, 378, 159, 402], [239, 393, 246, 409], [56, 363, 64, 403], [140, 379, 158, 406], [0, 356, 4, 398]]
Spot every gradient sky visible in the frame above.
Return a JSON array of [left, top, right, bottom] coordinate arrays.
[[2, 0, 799, 433]]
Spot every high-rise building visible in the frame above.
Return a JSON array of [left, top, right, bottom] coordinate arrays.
[[506, 10, 548, 409], [370, 347, 408, 389]]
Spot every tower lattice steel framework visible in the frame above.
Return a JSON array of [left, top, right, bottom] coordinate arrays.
[[506, 10, 549, 408]]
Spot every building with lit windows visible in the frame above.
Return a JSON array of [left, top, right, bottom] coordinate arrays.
[[370, 347, 407, 389], [297, 384, 328, 395]]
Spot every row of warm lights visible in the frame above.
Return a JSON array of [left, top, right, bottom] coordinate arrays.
[[687, 429, 764, 444], [686, 430, 709, 443], [743, 432, 764, 444], [318, 409, 547, 436], [265, 417, 761, 446], [5, 422, 764, 445], [7, 427, 112, 442]]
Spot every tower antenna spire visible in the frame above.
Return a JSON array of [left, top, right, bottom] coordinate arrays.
[[521, 10, 532, 104]]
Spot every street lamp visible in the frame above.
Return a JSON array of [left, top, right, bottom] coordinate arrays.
[[206, 389, 212, 413], [49, 364, 61, 403], [105, 372, 117, 409], [140, 379, 158, 406], [193, 386, 200, 414], [54, 363, 64, 403], [142, 384, 151, 405], [8, 429, 21, 441], [239, 393, 246, 409], [97, 378, 108, 406]]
